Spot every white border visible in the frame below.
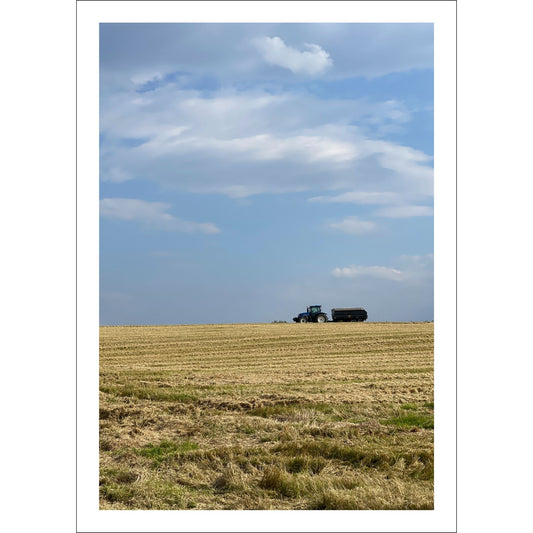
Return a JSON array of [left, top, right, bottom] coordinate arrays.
[[77, 2, 456, 532]]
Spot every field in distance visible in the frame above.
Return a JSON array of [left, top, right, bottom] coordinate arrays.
[[100, 322, 434, 510]]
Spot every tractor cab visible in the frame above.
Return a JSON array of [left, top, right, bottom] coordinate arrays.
[[307, 305, 323, 317]]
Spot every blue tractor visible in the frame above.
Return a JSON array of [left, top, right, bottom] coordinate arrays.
[[293, 305, 329, 323]]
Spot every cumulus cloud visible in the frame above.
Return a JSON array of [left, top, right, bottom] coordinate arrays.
[[253, 36, 332, 75], [100, 198, 220, 234], [328, 216, 376, 235]]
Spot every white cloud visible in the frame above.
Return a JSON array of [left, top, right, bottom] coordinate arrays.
[[253, 36, 332, 75], [140, 132, 357, 164], [328, 216, 376, 235], [129, 71, 164, 85], [363, 140, 434, 197], [105, 167, 131, 183], [309, 191, 401, 205], [100, 198, 220, 234], [332, 265, 404, 281], [332, 254, 433, 284], [374, 205, 434, 218], [110, 90, 409, 141], [99, 86, 432, 201]]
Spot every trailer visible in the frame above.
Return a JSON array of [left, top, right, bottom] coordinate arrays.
[[331, 308, 368, 322]]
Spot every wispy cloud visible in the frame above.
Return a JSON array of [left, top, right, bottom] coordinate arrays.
[[332, 254, 433, 284], [374, 205, 433, 218], [309, 191, 401, 205], [328, 216, 376, 235], [140, 132, 357, 164], [100, 198, 220, 234], [332, 265, 404, 281], [253, 36, 332, 75], [99, 86, 432, 200], [309, 190, 433, 219]]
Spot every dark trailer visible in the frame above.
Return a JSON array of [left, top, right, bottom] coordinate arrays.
[[331, 308, 368, 322]]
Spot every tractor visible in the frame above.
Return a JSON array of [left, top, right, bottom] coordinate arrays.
[[292, 305, 329, 323]]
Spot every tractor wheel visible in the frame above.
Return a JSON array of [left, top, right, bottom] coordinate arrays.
[[299, 317, 308, 323], [316, 315, 327, 323]]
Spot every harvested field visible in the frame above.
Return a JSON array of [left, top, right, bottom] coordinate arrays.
[[99, 322, 434, 510]]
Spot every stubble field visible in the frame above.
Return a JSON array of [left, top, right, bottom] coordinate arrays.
[[100, 322, 434, 510]]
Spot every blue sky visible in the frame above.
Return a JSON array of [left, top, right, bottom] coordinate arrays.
[[100, 23, 433, 325]]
